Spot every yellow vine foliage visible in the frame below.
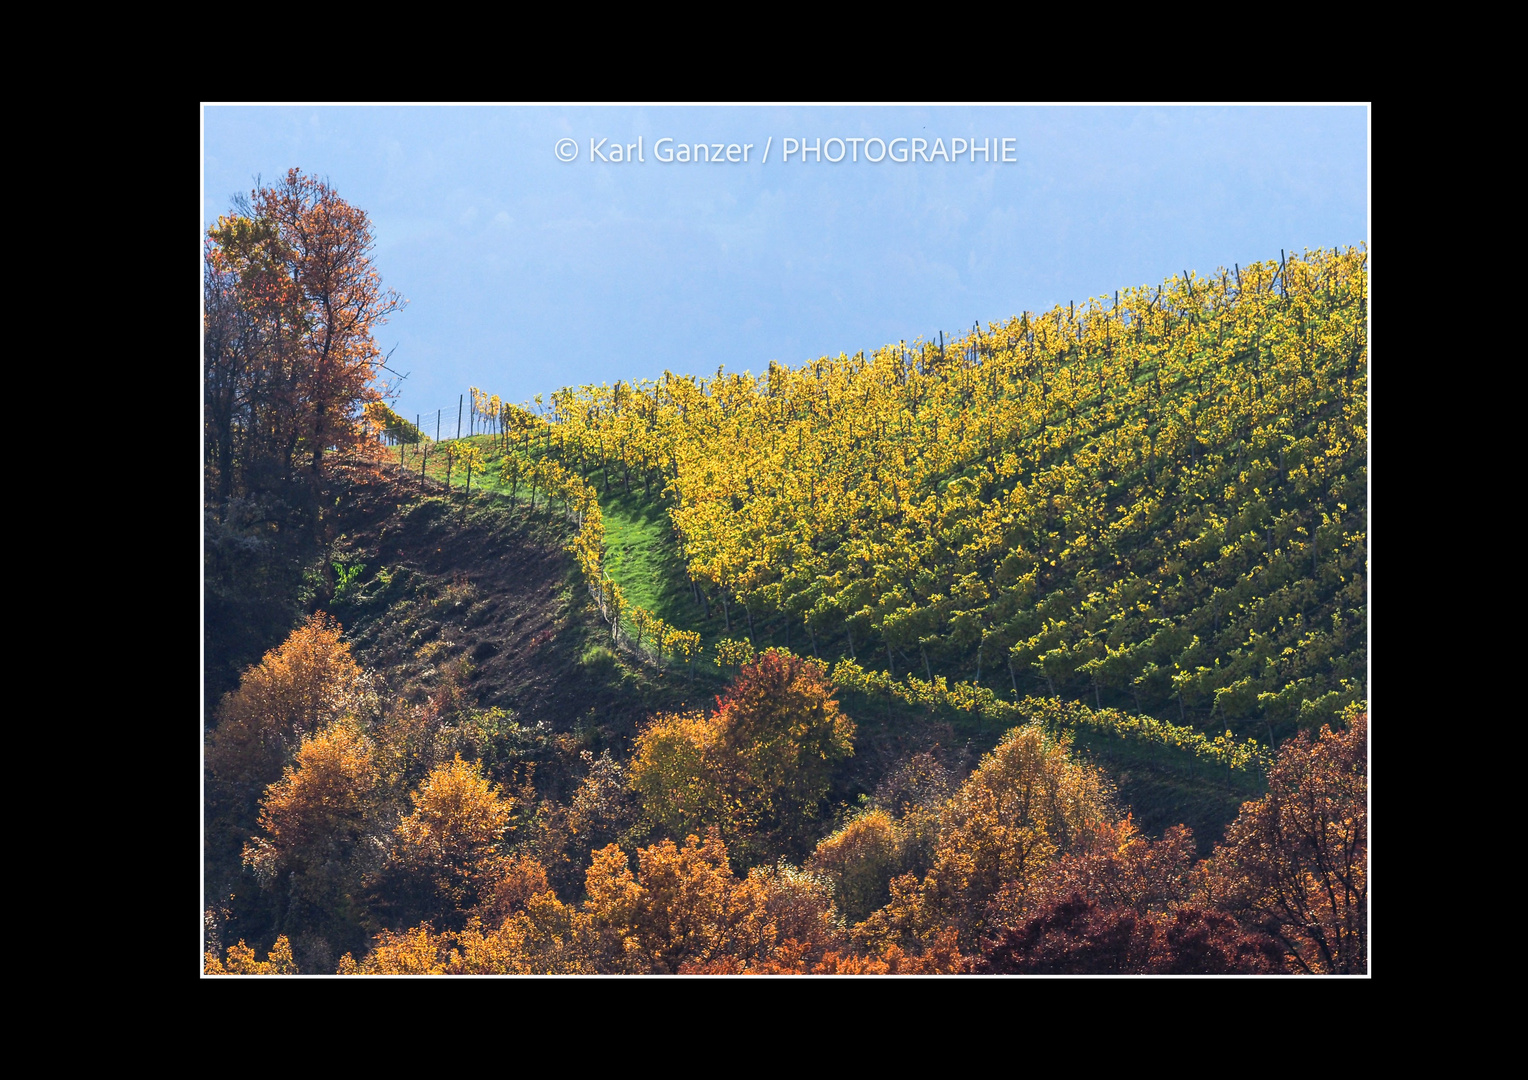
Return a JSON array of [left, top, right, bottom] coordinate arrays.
[[485, 248, 1368, 744]]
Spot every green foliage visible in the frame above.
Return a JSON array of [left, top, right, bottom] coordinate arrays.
[[333, 561, 364, 603]]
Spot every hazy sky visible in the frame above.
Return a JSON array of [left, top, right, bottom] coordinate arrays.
[[202, 105, 1368, 423]]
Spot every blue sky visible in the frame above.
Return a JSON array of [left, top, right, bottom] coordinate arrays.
[[202, 105, 1368, 421]]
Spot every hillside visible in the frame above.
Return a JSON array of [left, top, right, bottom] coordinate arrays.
[[204, 245, 1367, 975], [490, 247, 1367, 748]]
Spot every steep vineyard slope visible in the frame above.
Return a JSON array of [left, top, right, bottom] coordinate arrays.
[[495, 247, 1366, 750]]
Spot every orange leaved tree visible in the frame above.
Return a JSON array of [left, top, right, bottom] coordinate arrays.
[[629, 650, 854, 863], [206, 613, 372, 803], [205, 168, 403, 498], [382, 755, 514, 925]]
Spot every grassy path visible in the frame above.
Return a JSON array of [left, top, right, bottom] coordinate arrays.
[[397, 437, 733, 680]]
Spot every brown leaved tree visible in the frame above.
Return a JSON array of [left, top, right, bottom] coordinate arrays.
[[1204, 709, 1367, 974], [205, 168, 403, 507]]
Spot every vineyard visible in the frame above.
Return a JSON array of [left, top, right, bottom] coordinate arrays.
[[409, 246, 1364, 770]]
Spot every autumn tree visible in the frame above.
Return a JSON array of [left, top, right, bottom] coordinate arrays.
[[205, 172, 403, 705], [808, 751, 950, 923], [205, 168, 403, 499], [377, 755, 513, 927], [206, 612, 372, 805], [205, 935, 299, 975], [240, 720, 380, 955], [524, 749, 640, 898], [979, 893, 1285, 974], [1203, 709, 1368, 974], [628, 709, 737, 844], [583, 832, 745, 973], [628, 650, 854, 862], [719, 650, 855, 850], [579, 831, 845, 974], [806, 810, 905, 925], [977, 818, 1284, 974], [856, 724, 1113, 954]]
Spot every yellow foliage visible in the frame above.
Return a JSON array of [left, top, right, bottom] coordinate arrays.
[[205, 935, 298, 975], [242, 720, 378, 885], [807, 809, 905, 924], [627, 711, 738, 842], [207, 613, 370, 796], [629, 651, 853, 861], [347, 832, 846, 974], [394, 755, 512, 911]]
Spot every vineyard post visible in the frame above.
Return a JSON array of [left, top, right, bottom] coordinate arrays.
[[436, 409, 441, 443], [457, 395, 463, 441]]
